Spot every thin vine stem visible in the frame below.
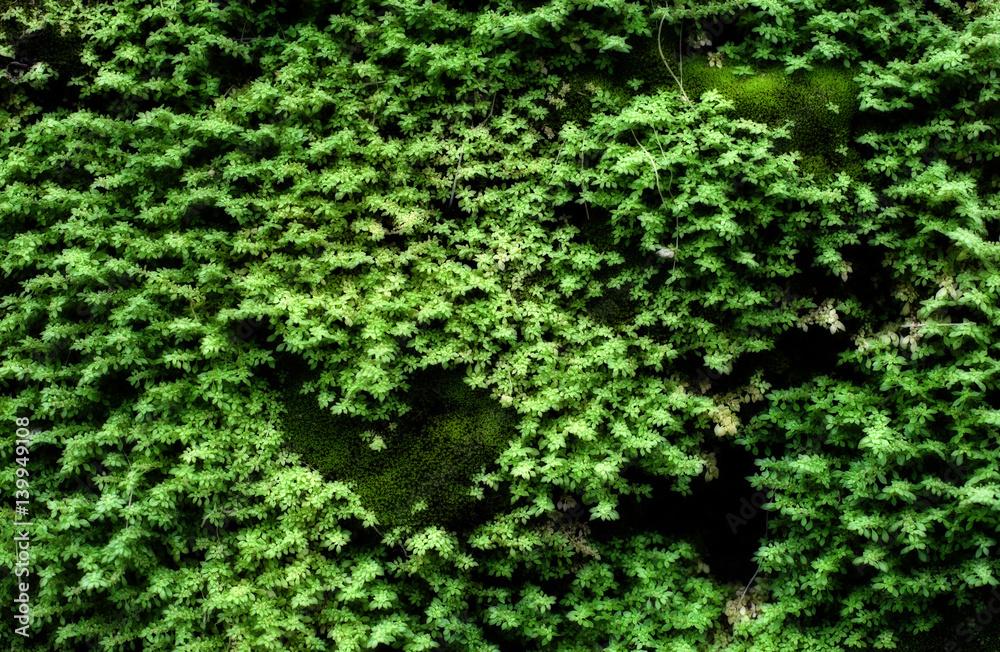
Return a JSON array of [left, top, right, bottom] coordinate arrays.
[[658, 13, 689, 103], [738, 488, 772, 613], [630, 128, 678, 271]]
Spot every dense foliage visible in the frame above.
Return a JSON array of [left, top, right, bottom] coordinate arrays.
[[2, 0, 1000, 650]]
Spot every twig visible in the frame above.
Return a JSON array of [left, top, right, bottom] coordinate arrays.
[[657, 13, 689, 103], [738, 490, 771, 612], [651, 130, 675, 199], [629, 130, 667, 199], [448, 150, 463, 207], [907, 322, 976, 328], [679, 21, 683, 89], [581, 139, 591, 222], [477, 92, 498, 129], [370, 521, 410, 561], [126, 455, 134, 508], [4, 61, 29, 83], [630, 128, 677, 270]]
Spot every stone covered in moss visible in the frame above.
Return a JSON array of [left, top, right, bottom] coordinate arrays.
[[680, 56, 862, 179], [279, 361, 518, 532]]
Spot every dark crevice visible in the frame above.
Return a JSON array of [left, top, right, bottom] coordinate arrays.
[[588, 440, 765, 587]]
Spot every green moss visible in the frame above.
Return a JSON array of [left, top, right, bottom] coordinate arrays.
[[679, 56, 861, 181], [587, 284, 639, 332], [686, 58, 856, 150], [279, 362, 518, 532], [512, 268, 554, 304]]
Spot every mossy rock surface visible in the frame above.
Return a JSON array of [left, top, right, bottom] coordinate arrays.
[[279, 361, 519, 532], [2, 20, 88, 78], [682, 56, 861, 179], [613, 40, 864, 181]]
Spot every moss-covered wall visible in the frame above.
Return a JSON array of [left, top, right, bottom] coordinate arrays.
[[278, 361, 519, 532]]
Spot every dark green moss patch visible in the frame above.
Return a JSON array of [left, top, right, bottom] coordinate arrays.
[[681, 56, 862, 180], [547, 62, 631, 128], [279, 361, 519, 532]]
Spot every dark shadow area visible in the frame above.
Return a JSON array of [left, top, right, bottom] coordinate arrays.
[[885, 582, 1000, 652], [1, 21, 89, 106], [180, 202, 247, 234], [73, 638, 143, 652], [794, 581, 1000, 652], [737, 326, 863, 392], [587, 441, 766, 587]]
